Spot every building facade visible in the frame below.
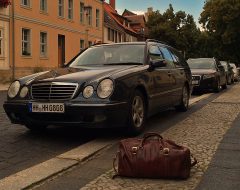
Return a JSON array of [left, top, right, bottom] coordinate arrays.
[[103, 0, 137, 44], [3, 0, 103, 80], [0, 3, 10, 70]]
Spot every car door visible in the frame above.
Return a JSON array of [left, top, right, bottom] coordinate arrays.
[[148, 45, 173, 111], [168, 48, 188, 104]]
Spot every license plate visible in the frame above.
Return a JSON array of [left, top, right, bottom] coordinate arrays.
[[192, 80, 199, 85], [29, 103, 65, 113]]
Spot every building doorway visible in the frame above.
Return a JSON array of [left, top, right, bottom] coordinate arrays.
[[58, 35, 65, 67]]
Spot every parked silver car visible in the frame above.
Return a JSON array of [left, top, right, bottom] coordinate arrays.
[[230, 63, 239, 81]]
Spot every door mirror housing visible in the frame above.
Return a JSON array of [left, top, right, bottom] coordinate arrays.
[[149, 59, 167, 70], [218, 65, 225, 71]]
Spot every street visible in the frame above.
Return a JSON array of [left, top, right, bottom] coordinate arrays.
[[0, 84, 240, 190]]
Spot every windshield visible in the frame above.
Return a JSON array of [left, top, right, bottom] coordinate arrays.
[[69, 44, 145, 67], [187, 59, 215, 69]]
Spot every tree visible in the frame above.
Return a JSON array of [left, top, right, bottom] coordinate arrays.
[[147, 4, 200, 59], [200, 0, 240, 64]]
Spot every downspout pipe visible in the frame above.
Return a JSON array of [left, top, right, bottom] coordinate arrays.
[[11, 0, 15, 80]]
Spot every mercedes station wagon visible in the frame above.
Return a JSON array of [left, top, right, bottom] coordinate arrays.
[[3, 40, 192, 135]]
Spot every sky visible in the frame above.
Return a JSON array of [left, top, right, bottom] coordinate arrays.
[[110, 0, 206, 27]]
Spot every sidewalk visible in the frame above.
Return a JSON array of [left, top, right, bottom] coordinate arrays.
[[0, 83, 9, 91], [78, 85, 240, 190]]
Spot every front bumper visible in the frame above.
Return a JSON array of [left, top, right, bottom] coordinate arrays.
[[3, 101, 129, 128], [192, 76, 216, 91]]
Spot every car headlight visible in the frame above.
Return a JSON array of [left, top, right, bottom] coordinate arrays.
[[83, 86, 94, 99], [8, 81, 21, 98], [20, 86, 29, 98], [97, 79, 114, 99], [203, 74, 215, 80]]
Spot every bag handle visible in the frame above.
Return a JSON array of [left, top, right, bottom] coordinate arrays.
[[112, 151, 119, 179], [191, 155, 197, 167], [141, 133, 163, 148]]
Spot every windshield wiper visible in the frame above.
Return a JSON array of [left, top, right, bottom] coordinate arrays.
[[104, 62, 143, 66]]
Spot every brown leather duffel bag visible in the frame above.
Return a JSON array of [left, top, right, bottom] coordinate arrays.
[[113, 133, 197, 179]]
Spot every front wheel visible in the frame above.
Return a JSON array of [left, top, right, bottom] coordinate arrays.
[[127, 90, 146, 136], [175, 85, 189, 112], [213, 79, 221, 93]]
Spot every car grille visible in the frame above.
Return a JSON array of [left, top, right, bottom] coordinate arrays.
[[31, 82, 78, 100]]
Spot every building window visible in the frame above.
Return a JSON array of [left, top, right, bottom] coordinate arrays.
[[21, 0, 30, 7], [87, 7, 92, 26], [22, 28, 31, 56], [88, 41, 92, 47], [0, 29, 3, 56], [80, 2, 84, 23], [108, 28, 111, 41], [40, 32, 47, 57], [119, 33, 121, 42], [80, 39, 84, 51], [40, 0, 47, 12], [68, 0, 73, 20], [96, 9, 100, 28], [58, 0, 64, 17]]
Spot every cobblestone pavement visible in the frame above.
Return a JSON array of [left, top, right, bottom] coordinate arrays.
[[0, 91, 106, 179], [80, 85, 240, 190]]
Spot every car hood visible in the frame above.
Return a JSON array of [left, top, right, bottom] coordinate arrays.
[[191, 69, 216, 75], [27, 66, 140, 84]]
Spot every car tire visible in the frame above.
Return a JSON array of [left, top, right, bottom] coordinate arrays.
[[25, 123, 47, 132], [214, 79, 221, 93], [175, 84, 189, 112], [222, 79, 227, 90], [127, 90, 146, 136]]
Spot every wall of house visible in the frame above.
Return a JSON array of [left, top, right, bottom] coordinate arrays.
[[0, 6, 10, 71], [10, 0, 103, 79]]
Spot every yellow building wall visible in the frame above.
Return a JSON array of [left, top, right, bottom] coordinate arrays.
[[11, 0, 103, 76]]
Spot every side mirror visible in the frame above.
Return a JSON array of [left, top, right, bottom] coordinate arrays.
[[149, 59, 167, 70]]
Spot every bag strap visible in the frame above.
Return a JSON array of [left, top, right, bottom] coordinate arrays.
[[112, 151, 119, 179], [141, 133, 163, 148], [191, 155, 197, 167]]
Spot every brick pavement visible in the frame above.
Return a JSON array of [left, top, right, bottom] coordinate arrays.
[[79, 85, 240, 190]]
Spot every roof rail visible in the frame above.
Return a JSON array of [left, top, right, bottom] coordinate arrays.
[[146, 39, 168, 45]]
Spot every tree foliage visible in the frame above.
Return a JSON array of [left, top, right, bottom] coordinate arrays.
[[147, 4, 200, 59], [200, 0, 240, 64], [147, 2, 240, 65]]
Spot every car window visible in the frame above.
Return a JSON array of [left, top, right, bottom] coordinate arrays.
[[69, 45, 145, 67], [159, 47, 175, 68], [187, 58, 216, 69], [149, 45, 163, 61], [169, 49, 182, 67]]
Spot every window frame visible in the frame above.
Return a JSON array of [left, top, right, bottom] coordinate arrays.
[[68, 0, 73, 20], [40, 0, 47, 13], [80, 2, 84, 24], [22, 28, 31, 56], [21, 0, 30, 7], [40, 31, 48, 58], [80, 39, 85, 51], [58, 0, 64, 18], [96, 9, 100, 28], [87, 7, 92, 26], [0, 28, 3, 57]]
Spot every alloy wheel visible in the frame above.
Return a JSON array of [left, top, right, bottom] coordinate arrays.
[[132, 96, 144, 128]]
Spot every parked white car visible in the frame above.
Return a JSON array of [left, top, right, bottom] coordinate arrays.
[[230, 63, 239, 81]]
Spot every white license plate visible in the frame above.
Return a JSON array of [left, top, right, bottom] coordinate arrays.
[[192, 80, 199, 85], [30, 103, 65, 113]]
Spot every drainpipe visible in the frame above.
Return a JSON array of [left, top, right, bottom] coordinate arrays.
[[11, 0, 15, 80]]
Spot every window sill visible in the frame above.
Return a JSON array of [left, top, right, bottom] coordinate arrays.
[[58, 16, 65, 20], [20, 5, 32, 10], [67, 19, 74, 23], [21, 55, 32, 59], [40, 11, 48, 15], [40, 56, 48, 60]]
